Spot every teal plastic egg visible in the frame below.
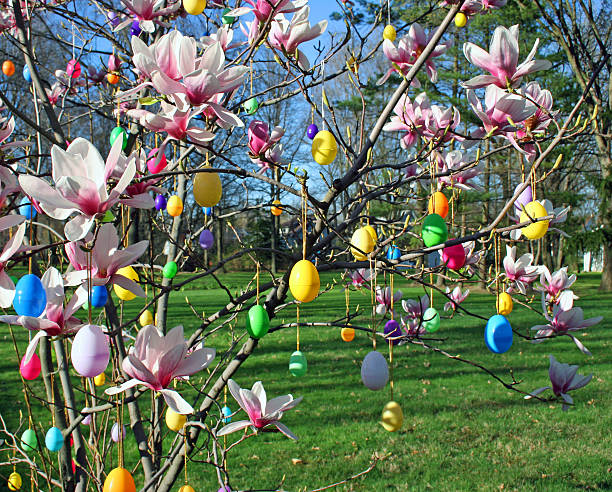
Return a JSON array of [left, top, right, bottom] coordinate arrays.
[[163, 261, 178, 279], [243, 97, 258, 115], [20, 428, 37, 453], [245, 304, 270, 339], [45, 426, 64, 452], [13, 274, 46, 317], [421, 214, 448, 247], [289, 350, 307, 377], [422, 307, 440, 333], [110, 126, 128, 150], [485, 314, 513, 354], [221, 405, 232, 424]]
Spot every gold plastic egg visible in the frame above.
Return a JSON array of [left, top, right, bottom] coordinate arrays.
[[113, 266, 139, 301], [383, 24, 396, 41], [381, 401, 403, 432], [94, 373, 106, 386], [178, 486, 196, 492], [193, 171, 222, 207], [363, 225, 377, 243], [350, 227, 374, 261], [103, 467, 136, 492], [167, 195, 184, 217], [289, 260, 320, 303], [520, 201, 549, 240], [139, 309, 154, 327], [496, 292, 513, 316], [454, 12, 467, 27], [8, 472, 22, 491], [165, 408, 187, 432], [341, 327, 355, 342], [311, 130, 337, 165], [183, 0, 206, 15]]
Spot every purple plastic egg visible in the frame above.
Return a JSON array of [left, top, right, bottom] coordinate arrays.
[[383, 319, 402, 345], [155, 195, 167, 211], [111, 423, 126, 442], [513, 183, 533, 212], [199, 229, 214, 249], [307, 124, 319, 140], [130, 20, 141, 36], [108, 11, 120, 27], [71, 325, 110, 378]]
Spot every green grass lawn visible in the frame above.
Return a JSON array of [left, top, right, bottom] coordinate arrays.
[[2, 273, 611, 491]]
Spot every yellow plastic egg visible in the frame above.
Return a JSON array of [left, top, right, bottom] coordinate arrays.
[[167, 195, 183, 217], [103, 467, 136, 492], [383, 24, 396, 41], [183, 0, 206, 15], [193, 171, 222, 207], [381, 401, 403, 432], [520, 201, 549, 240], [311, 130, 337, 165], [341, 327, 355, 342], [165, 408, 187, 432], [94, 373, 106, 386], [178, 486, 196, 492], [8, 472, 22, 491], [289, 260, 320, 303], [496, 292, 513, 316], [139, 309, 154, 327], [454, 12, 467, 27], [113, 266, 139, 301], [350, 227, 374, 261], [363, 225, 377, 243]]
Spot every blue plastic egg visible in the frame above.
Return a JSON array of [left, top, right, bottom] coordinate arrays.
[[18, 196, 36, 219], [13, 274, 46, 317], [221, 405, 232, 424], [45, 426, 64, 452], [23, 65, 32, 83], [307, 124, 318, 140], [485, 314, 513, 354], [155, 195, 167, 211], [386, 245, 401, 260], [90, 285, 108, 308], [203, 207, 213, 216]]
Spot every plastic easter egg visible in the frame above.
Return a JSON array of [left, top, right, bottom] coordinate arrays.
[[350, 227, 374, 261], [20, 353, 41, 380], [496, 292, 513, 316], [311, 130, 337, 165], [422, 307, 440, 333], [9, 275, 17, 284], [383, 319, 402, 345], [71, 325, 110, 377], [94, 372, 106, 386], [103, 467, 136, 492], [111, 423, 126, 442], [246, 304, 270, 339], [166, 408, 187, 432], [66, 59, 81, 78], [289, 260, 320, 303], [243, 97, 258, 115], [90, 285, 108, 308], [102, 210, 115, 223], [383, 24, 396, 41], [381, 401, 403, 432], [306, 124, 319, 139], [163, 261, 178, 279], [203, 207, 213, 216], [341, 327, 355, 342], [520, 201, 549, 240], [20, 428, 37, 453], [2, 60, 15, 76], [363, 225, 377, 243], [454, 12, 467, 27], [271, 200, 282, 216], [155, 195, 167, 211], [109, 126, 127, 150], [179, 486, 196, 492], [386, 245, 401, 261], [113, 266, 139, 301], [221, 8, 234, 24], [218, 487, 231, 492], [513, 183, 533, 212], [147, 148, 167, 173], [221, 405, 232, 424], [485, 314, 513, 354], [23, 65, 31, 83], [108, 11, 120, 26], [183, 0, 206, 15], [18, 196, 36, 219], [421, 213, 448, 247], [193, 172, 222, 207], [45, 426, 64, 452], [441, 242, 466, 270], [361, 351, 388, 390], [428, 192, 448, 218], [13, 274, 46, 317], [167, 195, 183, 217], [130, 20, 141, 36], [8, 472, 21, 491], [107, 73, 120, 84], [139, 309, 153, 327], [289, 350, 307, 377], [199, 229, 214, 249]]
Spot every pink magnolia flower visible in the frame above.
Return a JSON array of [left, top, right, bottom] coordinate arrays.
[[0, 166, 20, 208], [375, 286, 402, 316], [241, 18, 261, 46], [200, 26, 243, 52], [87, 66, 107, 85], [0, 115, 31, 153], [248, 120, 284, 157], [503, 245, 540, 294], [463, 241, 484, 276], [268, 7, 328, 70], [347, 268, 371, 289], [513, 82, 556, 160], [106, 325, 216, 414], [481, 0, 507, 10], [0, 217, 26, 307], [0, 267, 86, 363], [378, 22, 451, 85], [111, 149, 160, 208], [401, 294, 429, 335], [44, 83, 65, 106], [108, 54, 122, 72], [383, 93, 431, 149], [536, 266, 577, 310], [217, 379, 302, 440], [18, 137, 140, 241], [64, 223, 148, 298], [462, 25, 552, 89], [436, 150, 484, 191], [130, 31, 195, 81], [115, 0, 180, 32], [444, 286, 469, 312], [229, 0, 306, 24], [526, 355, 592, 411], [423, 103, 462, 144]]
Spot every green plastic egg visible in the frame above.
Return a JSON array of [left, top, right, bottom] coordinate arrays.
[[421, 214, 448, 247], [9, 275, 17, 284], [163, 261, 178, 279], [221, 8, 234, 24], [289, 350, 307, 377], [243, 97, 258, 115], [20, 428, 37, 453], [422, 307, 440, 333], [110, 126, 128, 150], [246, 304, 270, 339], [102, 210, 115, 223]]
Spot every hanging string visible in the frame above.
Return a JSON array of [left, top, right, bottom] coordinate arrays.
[[87, 251, 92, 325], [389, 340, 394, 400], [429, 272, 434, 307], [390, 271, 394, 320], [369, 257, 376, 350], [345, 285, 350, 322], [28, 214, 33, 274], [183, 430, 188, 485], [256, 262, 260, 305], [250, 59, 253, 96], [296, 304, 300, 351], [51, 374, 55, 427], [387, 0, 391, 25], [494, 232, 500, 310], [531, 166, 536, 201], [321, 60, 326, 131], [301, 179, 307, 260]]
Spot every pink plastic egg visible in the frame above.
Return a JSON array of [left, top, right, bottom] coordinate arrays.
[[441, 242, 466, 270], [147, 148, 167, 174], [66, 59, 81, 78], [20, 353, 41, 380]]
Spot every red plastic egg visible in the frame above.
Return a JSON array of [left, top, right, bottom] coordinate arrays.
[[441, 242, 466, 270], [20, 353, 41, 380]]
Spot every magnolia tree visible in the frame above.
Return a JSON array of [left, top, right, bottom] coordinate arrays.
[[0, 0, 605, 490]]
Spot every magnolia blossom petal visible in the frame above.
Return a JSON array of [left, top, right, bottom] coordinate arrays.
[[159, 388, 194, 414], [273, 421, 298, 440], [216, 420, 252, 436], [105, 378, 142, 395], [65, 215, 96, 242]]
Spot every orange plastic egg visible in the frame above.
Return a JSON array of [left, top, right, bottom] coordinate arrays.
[[103, 467, 136, 492], [2, 60, 15, 77], [289, 260, 320, 303], [106, 73, 119, 84], [271, 200, 282, 216], [428, 192, 449, 219], [167, 195, 183, 217], [178, 486, 196, 492], [341, 327, 355, 342]]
